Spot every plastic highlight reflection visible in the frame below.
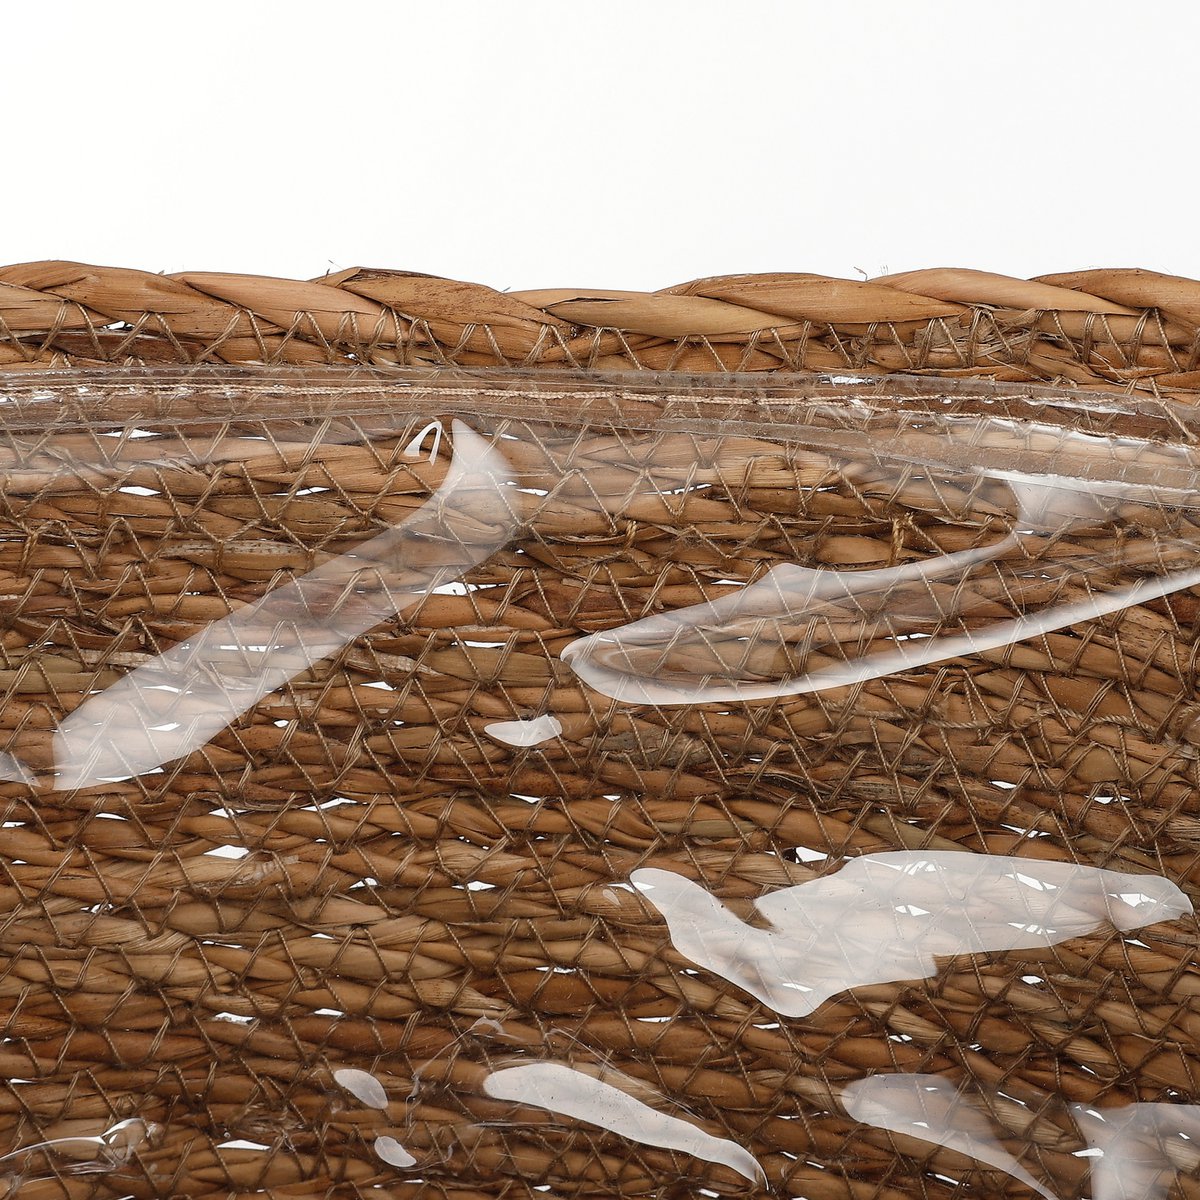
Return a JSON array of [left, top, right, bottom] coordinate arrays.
[[562, 452, 1200, 706], [843, 1075, 1057, 1200], [483, 1062, 765, 1185], [633, 852, 1190, 1017], [52, 422, 516, 788], [1072, 1103, 1200, 1200], [845, 1081, 1200, 1200]]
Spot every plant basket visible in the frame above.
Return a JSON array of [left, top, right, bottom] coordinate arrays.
[[2, 262, 1200, 1200]]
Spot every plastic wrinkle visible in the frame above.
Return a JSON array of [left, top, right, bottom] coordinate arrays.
[[0, 750, 34, 785], [52, 422, 517, 787], [1072, 1103, 1200, 1200], [562, 437, 1200, 705], [632, 852, 1190, 1017], [482, 1062, 765, 1185], [484, 714, 563, 747], [843, 1075, 1058, 1200], [0, 1118, 160, 1190]]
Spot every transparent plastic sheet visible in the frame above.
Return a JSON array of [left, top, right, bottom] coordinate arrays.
[[0, 367, 1199, 1198]]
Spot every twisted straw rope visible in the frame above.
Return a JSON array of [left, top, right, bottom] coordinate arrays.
[[1, 262, 1199, 397]]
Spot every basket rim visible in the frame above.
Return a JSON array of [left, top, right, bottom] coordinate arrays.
[[1, 261, 1197, 401]]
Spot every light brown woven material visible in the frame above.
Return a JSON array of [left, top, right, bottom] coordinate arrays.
[[2, 262, 1199, 399], [1, 267, 1200, 1200]]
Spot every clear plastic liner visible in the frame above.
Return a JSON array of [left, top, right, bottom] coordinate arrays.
[[0, 368, 1199, 1199]]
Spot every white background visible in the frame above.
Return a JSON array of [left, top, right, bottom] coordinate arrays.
[[3, 0, 1198, 290]]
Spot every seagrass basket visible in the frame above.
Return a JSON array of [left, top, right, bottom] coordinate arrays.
[[3, 262, 1200, 1200]]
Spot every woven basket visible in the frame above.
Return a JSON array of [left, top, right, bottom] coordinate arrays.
[[3, 262, 1200, 1200]]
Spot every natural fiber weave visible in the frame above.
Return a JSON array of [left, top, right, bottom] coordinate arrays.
[[2, 262, 1199, 399], [2, 264, 1200, 1200]]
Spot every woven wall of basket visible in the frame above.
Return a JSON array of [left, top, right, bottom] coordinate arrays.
[[2, 262, 1200, 1200]]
